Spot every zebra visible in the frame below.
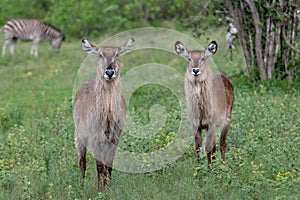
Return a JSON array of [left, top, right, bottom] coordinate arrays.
[[1, 19, 65, 57]]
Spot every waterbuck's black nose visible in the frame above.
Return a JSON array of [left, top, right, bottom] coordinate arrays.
[[192, 68, 200, 75], [105, 69, 115, 78]]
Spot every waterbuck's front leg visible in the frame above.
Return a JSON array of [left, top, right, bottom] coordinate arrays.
[[220, 121, 231, 165], [76, 137, 87, 185], [205, 125, 216, 168], [96, 161, 112, 190], [96, 160, 105, 190], [195, 127, 202, 161]]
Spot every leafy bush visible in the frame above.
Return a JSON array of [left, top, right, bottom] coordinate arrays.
[[0, 0, 49, 25], [0, 0, 197, 38], [44, 0, 193, 38]]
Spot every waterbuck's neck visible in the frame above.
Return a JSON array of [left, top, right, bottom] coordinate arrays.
[[186, 66, 213, 91], [94, 75, 122, 105], [94, 72, 123, 128], [185, 74, 213, 103], [185, 69, 213, 122]]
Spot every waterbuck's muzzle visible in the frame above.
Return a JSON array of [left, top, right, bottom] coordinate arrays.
[[192, 68, 200, 76], [104, 69, 115, 80]]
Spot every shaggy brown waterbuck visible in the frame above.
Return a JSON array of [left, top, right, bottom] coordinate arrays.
[[175, 41, 234, 168], [73, 38, 135, 189]]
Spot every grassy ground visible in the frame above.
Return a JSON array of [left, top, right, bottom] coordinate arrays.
[[0, 30, 299, 200]]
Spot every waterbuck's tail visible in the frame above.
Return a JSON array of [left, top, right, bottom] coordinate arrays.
[[0, 26, 3, 34]]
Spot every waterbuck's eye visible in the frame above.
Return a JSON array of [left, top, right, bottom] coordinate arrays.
[[200, 57, 206, 61]]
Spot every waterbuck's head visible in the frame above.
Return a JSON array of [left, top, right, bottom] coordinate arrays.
[[82, 38, 135, 81], [175, 41, 218, 81]]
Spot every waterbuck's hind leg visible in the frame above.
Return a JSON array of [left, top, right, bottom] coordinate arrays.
[[220, 122, 230, 165], [107, 166, 112, 182], [77, 139, 87, 185], [212, 144, 216, 160], [79, 153, 86, 183]]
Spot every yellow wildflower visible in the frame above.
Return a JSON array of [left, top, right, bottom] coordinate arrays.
[[24, 71, 33, 77]]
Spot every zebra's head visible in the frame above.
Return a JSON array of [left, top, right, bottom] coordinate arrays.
[[51, 34, 65, 52]]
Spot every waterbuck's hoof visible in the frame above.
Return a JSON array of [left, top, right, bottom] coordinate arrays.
[[212, 154, 216, 160], [207, 164, 212, 172]]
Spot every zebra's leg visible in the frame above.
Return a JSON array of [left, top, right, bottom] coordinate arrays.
[[2, 39, 10, 57], [9, 38, 17, 55], [31, 40, 39, 57]]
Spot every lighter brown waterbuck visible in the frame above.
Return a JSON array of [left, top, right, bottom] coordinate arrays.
[[73, 38, 135, 189], [175, 40, 234, 168]]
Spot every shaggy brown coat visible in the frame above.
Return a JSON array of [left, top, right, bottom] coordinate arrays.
[[73, 38, 135, 189], [175, 41, 234, 168]]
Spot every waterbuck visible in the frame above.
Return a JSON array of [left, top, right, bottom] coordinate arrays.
[[175, 41, 234, 168], [73, 38, 135, 189]]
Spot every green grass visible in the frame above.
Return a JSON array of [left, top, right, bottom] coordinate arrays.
[[0, 31, 300, 200]]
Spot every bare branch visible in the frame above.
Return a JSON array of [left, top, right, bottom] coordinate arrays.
[[215, 10, 228, 15], [282, 25, 300, 54], [226, 70, 243, 78], [226, 0, 252, 78], [244, 0, 267, 80]]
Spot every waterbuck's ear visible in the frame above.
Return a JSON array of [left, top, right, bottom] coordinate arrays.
[[205, 41, 218, 57], [82, 39, 98, 55], [120, 38, 135, 55], [175, 41, 190, 61]]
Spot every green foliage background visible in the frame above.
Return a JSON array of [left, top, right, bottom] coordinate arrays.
[[0, 0, 199, 38]]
